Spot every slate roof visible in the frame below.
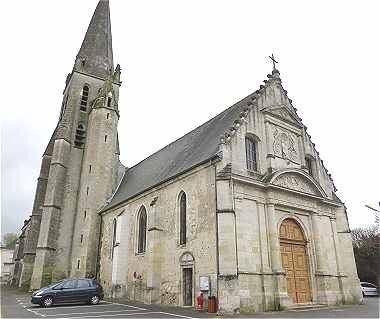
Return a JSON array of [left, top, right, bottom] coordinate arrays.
[[102, 94, 253, 212], [77, 0, 113, 78]]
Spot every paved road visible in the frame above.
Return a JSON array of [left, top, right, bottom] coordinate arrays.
[[1, 286, 379, 318], [0, 287, 213, 319]]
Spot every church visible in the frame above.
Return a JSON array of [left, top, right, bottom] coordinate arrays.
[[17, 0, 362, 314]]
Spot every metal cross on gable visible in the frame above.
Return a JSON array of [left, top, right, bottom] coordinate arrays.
[[269, 53, 278, 70]]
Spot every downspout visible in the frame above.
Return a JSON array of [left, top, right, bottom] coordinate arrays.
[[214, 165, 220, 303], [232, 181, 239, 274], [95, 214, 104, 280]]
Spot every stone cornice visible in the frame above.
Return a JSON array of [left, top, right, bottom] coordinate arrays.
[[73, 70, 122, 87], [230, 172, 342, 208], [263, 112, 303, 133], [89, 105, 120, 118], [217, 209, 235, 214]]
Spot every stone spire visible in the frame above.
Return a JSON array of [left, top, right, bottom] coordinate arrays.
[[75, 0, 114, 78]]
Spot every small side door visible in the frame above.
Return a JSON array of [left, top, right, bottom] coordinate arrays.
[[54, 279, 78, 303]]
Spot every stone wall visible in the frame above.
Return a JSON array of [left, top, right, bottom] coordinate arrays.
[[99, 163, 217, 306]]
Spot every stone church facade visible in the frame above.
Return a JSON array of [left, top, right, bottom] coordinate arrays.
[[18, 0, 362, 314]]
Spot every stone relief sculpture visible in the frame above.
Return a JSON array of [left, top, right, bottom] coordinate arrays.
[[272, 173, 319, 195], [273, 128, 298, 162]]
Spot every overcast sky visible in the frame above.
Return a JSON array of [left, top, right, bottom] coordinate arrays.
[[1, 0, 379, 236]]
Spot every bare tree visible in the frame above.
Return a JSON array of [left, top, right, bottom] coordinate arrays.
[[351, 226, 380, 287]]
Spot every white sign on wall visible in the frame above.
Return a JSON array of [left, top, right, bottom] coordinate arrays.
[[199, 276, 210, 291]]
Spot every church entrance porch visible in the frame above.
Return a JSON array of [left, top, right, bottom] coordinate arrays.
[[280, 218, 312, 304]]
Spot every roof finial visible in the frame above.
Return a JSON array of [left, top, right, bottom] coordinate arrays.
[[269, 53, 278, 71]]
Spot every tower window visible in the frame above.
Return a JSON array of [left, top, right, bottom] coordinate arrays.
[[245, 136, 258, 171], [74, 123, 86, 148], [80, 234, 83, 243], [179, 192, 187, 245], [137, 207, 147, 254], [84, 211, 87, 220], [86, 187, 89, 196], [107, 97, 112, 108], [89, 165, 92, 173], [105, 135, 108, 143], [77, 259, 80, 269], [107, 113, 110, 119], [80, 85, 90, 112]]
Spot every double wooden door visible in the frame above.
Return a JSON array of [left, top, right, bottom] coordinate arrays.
[[280, 219, 311, 304]]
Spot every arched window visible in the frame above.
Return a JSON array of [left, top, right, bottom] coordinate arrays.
[[179, 192, 187, 245], [245, 136, 258, 171], [80, 85, 90, 112], [110, 218, 117, 259], [137, 207, 147, 253]]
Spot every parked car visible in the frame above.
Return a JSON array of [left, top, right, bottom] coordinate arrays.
[[360, 282, 379, 297], [31, 278, 104, 307]]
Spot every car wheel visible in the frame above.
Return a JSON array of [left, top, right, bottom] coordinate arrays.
[[89, 295, 100, 305], [41, 296, 54, 307]]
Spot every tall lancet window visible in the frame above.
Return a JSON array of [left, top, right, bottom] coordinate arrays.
[[137, 207, 147, 254], [110, 218, 117, 260], [80, 85, 90, 112], [245, 136, 258, 171], [179, 192, 187, 245]]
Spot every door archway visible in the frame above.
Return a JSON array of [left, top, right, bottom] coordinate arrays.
[[279, 218, 311, 304]]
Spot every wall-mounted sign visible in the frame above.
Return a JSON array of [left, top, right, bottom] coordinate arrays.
[[199, 276, 210, 291]]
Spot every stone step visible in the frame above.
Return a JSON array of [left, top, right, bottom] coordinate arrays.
[[287, 303, 328, 311]]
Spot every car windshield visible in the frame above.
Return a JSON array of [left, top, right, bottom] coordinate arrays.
[[48, 281, 63, 288]]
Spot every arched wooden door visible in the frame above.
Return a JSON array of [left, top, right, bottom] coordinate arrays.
[[280, 219, 311, 304]]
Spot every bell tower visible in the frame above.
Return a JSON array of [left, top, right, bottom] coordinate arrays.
[[30, 0, 122, 289]]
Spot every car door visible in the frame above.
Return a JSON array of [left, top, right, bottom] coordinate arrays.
[[76, 279, 93, 302], [54, 279, 78, 303], [366, 283, 378, 295]]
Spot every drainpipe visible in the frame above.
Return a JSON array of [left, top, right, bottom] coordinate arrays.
[[95, 214, 104, 280], [214, 165, 220, 303]]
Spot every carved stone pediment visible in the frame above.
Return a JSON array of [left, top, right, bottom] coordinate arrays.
[[272, 172, 321, 196], [266, 106, 302, 126]]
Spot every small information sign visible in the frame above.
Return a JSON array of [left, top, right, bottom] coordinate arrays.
[[199, 276, 210, 291]]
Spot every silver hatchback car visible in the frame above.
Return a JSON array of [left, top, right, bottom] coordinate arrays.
[[360, 282, 379, 297]]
